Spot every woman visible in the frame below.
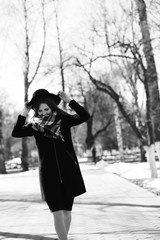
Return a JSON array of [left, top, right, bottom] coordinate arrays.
[[12, 89, 90, 240]]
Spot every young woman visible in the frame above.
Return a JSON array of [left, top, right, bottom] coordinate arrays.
[[12, 89, 90, 240]]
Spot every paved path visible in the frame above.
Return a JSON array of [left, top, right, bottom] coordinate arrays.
[[0, 163, 160, 240]]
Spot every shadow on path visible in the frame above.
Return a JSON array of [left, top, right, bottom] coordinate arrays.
[[75, 201, 160, 208], [0, 198, 42, 203], [0, 231, 56, 240], [69, 230, 160, 236]]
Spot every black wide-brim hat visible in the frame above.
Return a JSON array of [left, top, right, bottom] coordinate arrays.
[[27, 89, 61, 108]]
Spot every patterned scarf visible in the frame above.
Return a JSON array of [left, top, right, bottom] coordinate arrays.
[[31, 113, 64, 141]]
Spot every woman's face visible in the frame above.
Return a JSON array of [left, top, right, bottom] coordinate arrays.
[[38, 103, 52, 117]]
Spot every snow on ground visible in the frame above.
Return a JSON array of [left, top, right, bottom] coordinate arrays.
[[79, 158, 160, 196], [95, 160, 160, 196]]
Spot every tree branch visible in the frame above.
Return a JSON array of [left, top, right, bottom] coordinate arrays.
[[29, 0, 46, 86]]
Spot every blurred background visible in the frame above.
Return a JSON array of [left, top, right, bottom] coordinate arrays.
[[0, 0, 160, 177]]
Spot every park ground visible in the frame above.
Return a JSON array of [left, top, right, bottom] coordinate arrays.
[[0, 160, 160, 239]]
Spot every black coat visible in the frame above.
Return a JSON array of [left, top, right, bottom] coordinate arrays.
[[12, 100, 90, 202]]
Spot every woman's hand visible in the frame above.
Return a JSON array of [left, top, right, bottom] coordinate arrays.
[[58, 91, 72, 104], [21, 102, 32, 117]]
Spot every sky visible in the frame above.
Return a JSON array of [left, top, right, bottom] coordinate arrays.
[[0, 0, 95, 110], [0, 0, 132, 111], [0, 0, 159, 111]]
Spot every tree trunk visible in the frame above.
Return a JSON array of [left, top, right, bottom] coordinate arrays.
[[139, 142, 147, 162], [135, 0, 160, 140], [135, 0, 159, 177], [5, 137, 12, 160], [113, 102, 124, 161], [0, 111, 6, 173], [85, 116, 94, 149], [155, 141, 160, 168], [21, 137, 29, 171], [21, 85, 29, 171], [20, 0, 46, 171], [21, 0, 30, 171], [54, 0, 66, 109], [144, 144, 157, 178]]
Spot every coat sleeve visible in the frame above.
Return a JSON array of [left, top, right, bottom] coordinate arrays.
[[12, 115, 34, 138], [64, 100, 90, 127]]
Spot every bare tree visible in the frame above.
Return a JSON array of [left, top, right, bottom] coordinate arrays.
[[73, 0, 159, 177], [53, 1, 65, 92], [18, 0, 47, 171], [44, 0, 73, 109], [134, 0, 159, 176], [0, 110, 6, 173], [82, 86, 113, 150]]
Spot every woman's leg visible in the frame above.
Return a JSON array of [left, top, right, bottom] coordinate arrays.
[[63, 210, 72, 234], [53, 210, 68, 240]]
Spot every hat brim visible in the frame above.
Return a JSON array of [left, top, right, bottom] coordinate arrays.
[[27, 93, 61, 108]]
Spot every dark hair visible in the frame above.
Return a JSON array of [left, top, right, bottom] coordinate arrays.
[[32, 95, 68, 117]]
